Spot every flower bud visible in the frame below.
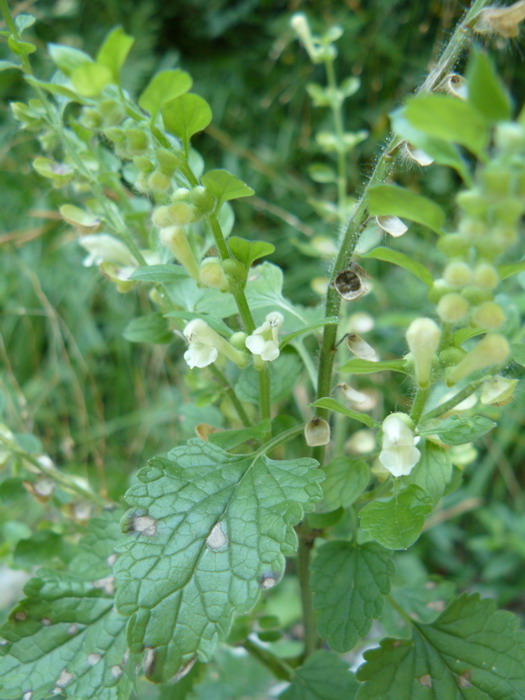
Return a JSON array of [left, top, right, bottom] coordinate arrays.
[[156, 148, 181, 176], [147, 170, 172, 193], [473, 263, 499, 290], [230, 331, 248, 350], [447, 334, 510, 384], [439, 347, 466, 368], [437, 234, 471, 258], [190, 186, 215, 215], [461, 285, 493, 305], [134, 155, 155, 174], [427, 279, 454, 304], [456, 189, 488, 217], [199, 257, 229, 291], [304, 417, 331, 447], [471, 301, 505, 330], [159, 226, 200, 281], [443, 261, 472, 287], [223, 258, 247, 290], [125, 128, 149, 155], [406, 318, 441, 388], [437, 293, 469, 323]]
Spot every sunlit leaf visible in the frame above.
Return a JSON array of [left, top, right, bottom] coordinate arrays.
[[279, 651, 358, 700], [138, 69, 193, 116], [368, 184, 445, 234], [361, 246, 434, 286]]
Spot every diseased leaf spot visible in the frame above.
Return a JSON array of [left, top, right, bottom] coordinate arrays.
[[106, 553, 117, 566], [206, 521, 228, 551], [418, 674, 432, 687], [457, 670, 472, 688], [143, 647, 157, 677], [88, 653, 102, 665], [427, 600, 445, 612], [130, 514, 157, 536], [68, 624, 78, 635], [174, 656, 197, 681], [23, 692, 32, 700], [14, 611, 27, 621], [111, 665, 123, 679], [260, 572, 280, 589], [92, 575, 115, 595], [55, 669, 73, 688], [41, 618, 51, 626]]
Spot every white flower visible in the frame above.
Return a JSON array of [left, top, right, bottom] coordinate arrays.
[[78, 234, 137, 268], [379, 413, 421, 477], [245, 312, 284, 362], [183, 319, 246, 369]]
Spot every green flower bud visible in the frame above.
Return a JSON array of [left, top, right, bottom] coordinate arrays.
[[474, 237, 507, 258], [456, 189, 488, 217], [79, 108, 102, 129], [172, 187, 192, 202], [458, 217, 487, 238], [406, 318, 441, 388], [159, 226, 200, 282], [439, 347, 466, 367], [443, 261, 472, 287], [133, 156, 155, 175], [99, 98, 125, 126], [230, 331, 248, 350], [473, 263, 499, 290], [104, 126, 125, 146], [461, 285, 493, 305], [156, 148, 181, 175], [491, 198, 524, 225], [471, 301, 506, 330], [152, 203, 197, 227], [147, 170, 172, 193], [223, 258, 247, 290], [447, 333, 510, 384], [125, 128, 149, 155], [494, 122, 525, 154], [199, 257, 229, 291], [437, 293, 469, 323], [437, 234, 471, 258], [190, 186, 215, 214], [480, 167, 513, 197], [427, 279, 454, 304]]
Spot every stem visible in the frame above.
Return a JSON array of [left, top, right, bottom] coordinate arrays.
[[420, 379, 484, 421], [209, 365, 252, 427], [386, 594, 415, 628], [410, 385, 431, 425], [297, 526, 319, 658], [255, 424, 304, 458], [325, 59, 347, 209], [243, 639, 293, 681], [258, 365, 272, 435]]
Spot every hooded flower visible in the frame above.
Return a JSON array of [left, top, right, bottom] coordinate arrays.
[[183, 319, 247, 369], [245, 312, 284, 362], [379, 412, 421, 477]]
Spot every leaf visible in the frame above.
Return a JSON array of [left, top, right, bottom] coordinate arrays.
[[122, 313, 173, 344], [280, 650, 358, 700], [418, 415, 497, 445], [308, 163, 337, 183], [310, 397, 377, 429], [25, 75, 86, 101], [452, 325, 485, 345], [356, 594, 525, 699], [467, 51, 511, 124], [130, 264, 189, 284], [281, 316, 339, 348], [0, 60, 20, 71], [338, 358, 407, 374], [228, 236, 274, 267], [14, 13, 35, 33], [96, 26, 134, 80], [114, 440, 323, 681], [235, 350, 303, 405], [498, 259, 525, 280], [404, 93, 488, 157], [207, 420, 271, 449], [71, 62, 113, 97], [388, 578, 456, 627], [361, 246, 433, 286], [48, 44, 93, 76], [201, 170, 255, 203], [321, 456, 370, 511], [368, 184, 445, 234], [511, 343, 525, 366], [402, 441, 453, 505], [390, 107, 471, 182], [0, 513, 134, 700], [359, 485, 433, 550], [162, 93, 212, 147], [311, 542, 394, 652], [13, 531, 69, 568], [138, 69, 193, 116], [7, 36, 36, 58]]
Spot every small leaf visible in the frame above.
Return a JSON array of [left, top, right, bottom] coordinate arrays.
[[227, 236, 274, 267], [368, 184, 445, 234], [201, 170, 254, 203], [357, 594, 525, 699], [498, 259, 525, 280], [338, 358, 407, 374], [24, 75, 86, 101], [71, 62, 113, 97], [311, 542, 394, 652], [418, 414, 496, 445], [467, 51, 511, 124], [306, 83, 331, 107], [114, 440, 323, 681], [207, 420, 271, 450], [96, 26, 134, 80], [310, 397, 377, 429], [308, 163, 337, 183], [7, 36, 36, 58], [59, 204, 101, 231], [48, 43, 93, 76], [162, 93, 212, 147], [14, 13, 35, 33], [279, 650, 359, 700], [0, 60, 20, 71], [404, 93, 488, 156], [13, 531, 68, 568], [321, 456, 370, 510], [402, 441, 452, 504], [452, 325, 485, 345], [138, 69, 193, 115], [359, 484, 433, 550], [281, 316, 339, 348], [123, 313, 173, 344], [130, 264, 189, 284], [361, 246, 433, 286]]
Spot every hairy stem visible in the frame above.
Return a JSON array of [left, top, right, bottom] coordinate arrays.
[[297, 526, 320, 658], [243, 639, 293, 681]]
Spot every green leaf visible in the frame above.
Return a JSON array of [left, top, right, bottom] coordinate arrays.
[[24, 75, 87, 101], [130, 264, 189, 284], [338, 357, 407, 374], [228, 236, 274, 267], [0, 513, 134, 700], [390, 107, 471, 182], [123, 313, 173, 344], [7, 36, 36, 58], [402, 441, 452, 505], [280, 650, 358, 700], [138, 69, 193, 116], [498, 259, 525, 280], [201, 170, 254, 204], [281, 316, 339, 348], [235, 350, 303, 405], [467, 51, 511, 124], [71, 62, 113, 97], [0, 60, 20, 71], [14, 13, 35, 33], [162, 93, 212, 147], [321, 456, 370, 511], [359, 485, 433, 550], [361, 246, 434, 286], [48, 43, 93, 76], [356, 594, 525, 699], [310, 397, 377, 429], [404, 93, 488, 157], [388, 577, 456, 627], [452, 325, 485, 345], [311, 542, 394, 652], [418, 415, 497, 445], [13, 531, 69, 568], [207, 420, 272, 450], [114, 440, 323, 681], [308, 163, 337, 183], [368, 184, 445, 234], [511, 343, 525, 366], [96, 26, 134, 81]]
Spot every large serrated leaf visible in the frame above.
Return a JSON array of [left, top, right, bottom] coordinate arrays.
[[321, 456, 369, 511], [311, 542, 394, 652], [280, 650, 359, 699], [114, 439, 324, 681], [356, 594, 525, 699], [0, 513, 133, 700]]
